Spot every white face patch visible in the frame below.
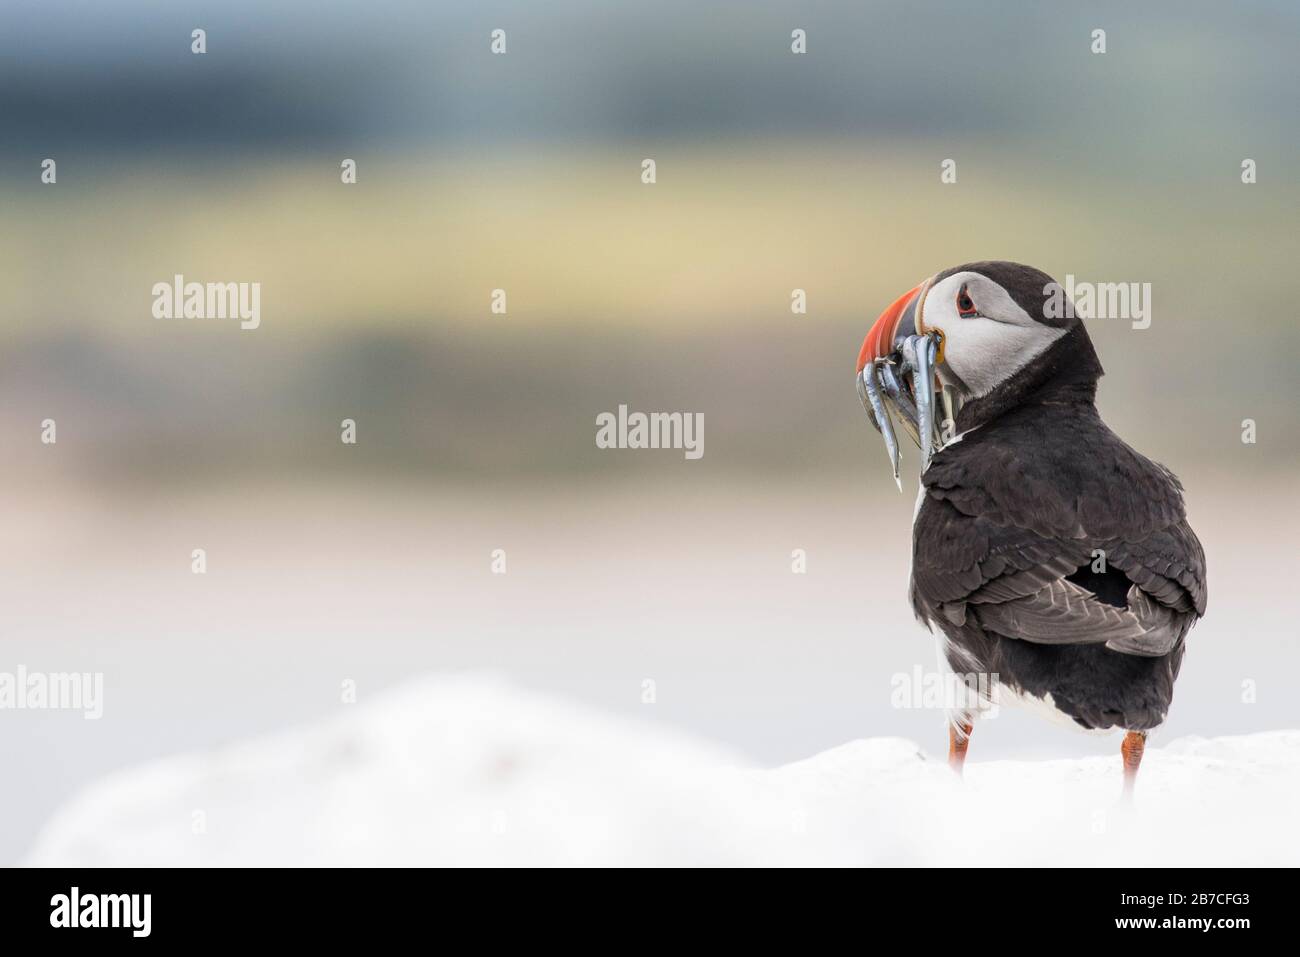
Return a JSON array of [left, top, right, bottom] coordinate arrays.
[[918, 271, 1066, 398]]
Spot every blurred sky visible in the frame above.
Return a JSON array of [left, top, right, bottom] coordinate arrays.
[[4, 1, 1297, 152], [1, 1, 1298, 865]]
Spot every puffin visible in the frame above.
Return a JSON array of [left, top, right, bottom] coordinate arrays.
[[854, 261, 1206, 793]]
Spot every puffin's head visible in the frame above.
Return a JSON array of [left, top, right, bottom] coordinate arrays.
[[857, 261, 1092, 400], [855, 261, 1103, 481]]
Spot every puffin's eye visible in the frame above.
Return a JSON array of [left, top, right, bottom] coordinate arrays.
[[956, 284, 978, 318]]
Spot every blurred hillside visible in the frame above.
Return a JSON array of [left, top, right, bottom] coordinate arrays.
[[3, 143, 1296, 481]]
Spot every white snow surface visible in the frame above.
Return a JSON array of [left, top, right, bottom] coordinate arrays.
[[25, 676, 1300, 867]]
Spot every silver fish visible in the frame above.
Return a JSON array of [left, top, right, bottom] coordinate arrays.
[[878, 362, 921, 448], [911, 335, 935, 471], [856, 367, 879, 433], [859, 363, 901, 489]]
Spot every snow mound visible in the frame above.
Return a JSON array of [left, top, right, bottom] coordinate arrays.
[[25, 676, 1300, 867]]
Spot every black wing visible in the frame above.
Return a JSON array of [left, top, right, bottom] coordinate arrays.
[[911, 409, 1206, 657]]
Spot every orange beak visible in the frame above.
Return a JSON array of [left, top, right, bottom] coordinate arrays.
[[856, 282, 923, 374]]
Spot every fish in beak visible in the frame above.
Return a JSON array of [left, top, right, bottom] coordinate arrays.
[[855, 278, 951, 488]]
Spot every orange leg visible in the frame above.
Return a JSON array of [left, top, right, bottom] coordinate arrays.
[[1121, 730, 1147, 797], [948, 720, 973, 774]]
